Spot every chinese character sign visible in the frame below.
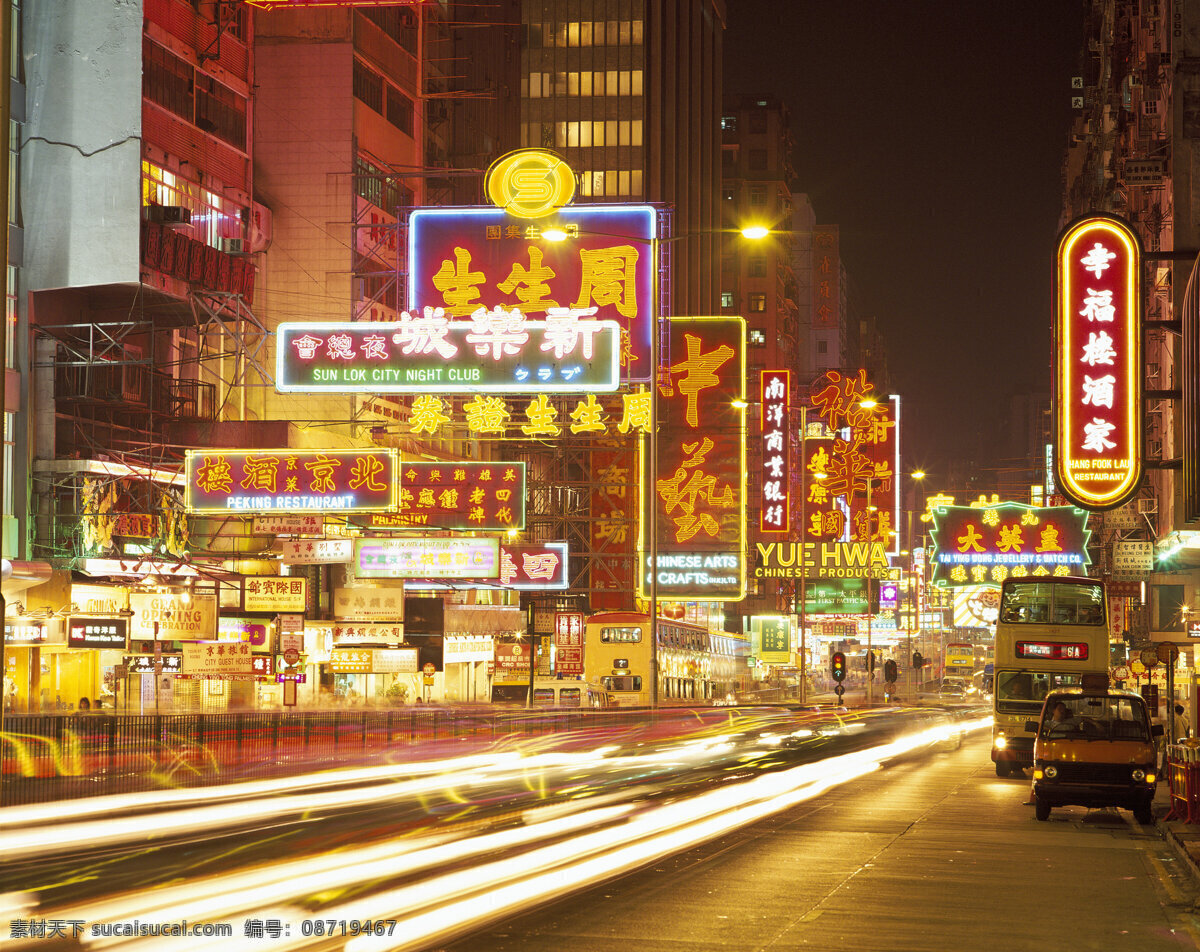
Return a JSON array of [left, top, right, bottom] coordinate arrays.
[[1054, 215, 1142, 510], [277, 313, 620, 394], [395, 461, 526, 530], [751, 616, 790, 664], [408, 205, 656, 383], [354, 537, 501, 579], [812, 226, 840, 328], [590, 439, 638, 610], [185, 449, 397, 513], [67, 617, 128, 649], [642, 317, 746, 601], [760, 371, 790, 534], [243, 577, 308, 613], [928, 503, 1091, 587]]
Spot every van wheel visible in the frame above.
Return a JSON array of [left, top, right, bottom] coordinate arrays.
[[1134, 803, 1154, 825], [995, 761, 1010, 777], [1035, 797, 1051, 821]]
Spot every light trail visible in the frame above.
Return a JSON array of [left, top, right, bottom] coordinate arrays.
[[3, 715, 990, 952]]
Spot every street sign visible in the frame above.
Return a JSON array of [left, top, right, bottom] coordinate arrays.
[[1139, 647, 1159, 669], [282, 647, 301, 666], [423, 662, 436, 676], [1157, 642, 1180, 665], [1113, 665, 1130, 681]]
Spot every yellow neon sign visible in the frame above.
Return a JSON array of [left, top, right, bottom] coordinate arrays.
[[485, 149, 577, 220]]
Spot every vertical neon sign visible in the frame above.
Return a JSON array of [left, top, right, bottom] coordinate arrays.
[[1054, 215, 1142, 510], [760, 370, 790, 533]]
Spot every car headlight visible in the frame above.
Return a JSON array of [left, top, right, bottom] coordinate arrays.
[[994, 734, 1007, 750], [1146, 773, 1156, 784], [1044, 765, 1058, 779], [1132, 768, 1145, 781]]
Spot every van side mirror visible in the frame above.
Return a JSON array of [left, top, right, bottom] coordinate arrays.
[[1024, 720, 1040, 733], [1152, 723, 1164, 737]]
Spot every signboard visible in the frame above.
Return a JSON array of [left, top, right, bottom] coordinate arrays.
[[641, 317, 746, 601], [493, 643, 531, 682], [71, 584, 130, 615], [333, 587, 405, 621], [802, 578, 876, 615], [330, 623, 405, 646], [444, 635, 494, 664], [759, 370, 790, 533], [485, 149, 576, 219], [408, 203, 656, 383], [394, 461, 525, 530], [554, 611, 585, 672], [253, 513, 325, 536], [217, 616, 270, 649], [185, 449, 398, 513], [751, 616, 790, 664], [67, 617, 129, 649], [4, 622, 45, 645], [754, 541, 892, 580], [243, 577, 308, 613], [1054, 214, 1142, 510], [354, 537, 501, 579], [928, 503, 1091, 587], [952, 586, 1002, 628], [375, 648, 420, 673], [408, 542, 569, 591], [251, 655, 275, 677], [329, 649, 373, 673], [277, 314, 620, 394], [275, 538, 354, 564], [1123, 158, 1165, 186], [130, 593, 217, 641], [125, 654, 181, 674], [182, 641, 253, 677], [590, 439, 638, 611], [812, 226, 840, 328], [1112, 540, 1154, 577]]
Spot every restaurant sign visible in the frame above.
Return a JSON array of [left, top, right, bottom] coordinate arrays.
[[185, 449, 398, 513], [1054, 214, 1142, 510], [277, 312, 620, 394], [393, 461, 525, 530]]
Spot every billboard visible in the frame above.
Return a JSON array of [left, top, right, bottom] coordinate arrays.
[[354, 537, 501, 580], [394, 461, 525, 530], [185, 449, 397, 513], [928, 502, 1091, 587], [276, 314, 620, 394], [1054, 214, 1142, 510], [640, 318, 746, 601], [409, 204, 656, 382], [760, 370, 790, 533]]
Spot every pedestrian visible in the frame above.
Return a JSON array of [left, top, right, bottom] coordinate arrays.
[[77, 697, 91, 713], [1173, 703, 1191, 744]]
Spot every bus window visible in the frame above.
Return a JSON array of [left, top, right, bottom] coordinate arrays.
[[532, 688, 557, 707], [558, 687, 582, 707], [601, 627, 641, 643], [602, 675, 642, 692]]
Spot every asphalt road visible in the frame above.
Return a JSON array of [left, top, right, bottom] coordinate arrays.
[[447, 735, 1200, 952]]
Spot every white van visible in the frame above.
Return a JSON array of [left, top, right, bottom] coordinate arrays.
[[531, 680, 615, 709]]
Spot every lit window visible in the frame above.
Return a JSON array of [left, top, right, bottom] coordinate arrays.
[[619, 170, 630, 195], [749, 329, 766, 346], [721, 291, 734, 308], [607, 70, 618, 95], [749, 293, 767, 312], [632, 70, 643, 96], [568, 71, 580, 96], [619, 70, 631, 96], [529, 72, 541, 98], [631, 169, 643, 194], [580, 71, 593, 96], [721, 115, 737, 132], [581, 21, 593, 45], [632, 119, 643, 146], [567, 121, 579, 147]]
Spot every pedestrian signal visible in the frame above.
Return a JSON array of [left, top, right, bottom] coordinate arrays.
[[831, 651, 847, 682]]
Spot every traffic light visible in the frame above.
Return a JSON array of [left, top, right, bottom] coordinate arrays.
[[912, 651, 925, 669], [884, 659, 898, 683], [831, 651, 847, 682]]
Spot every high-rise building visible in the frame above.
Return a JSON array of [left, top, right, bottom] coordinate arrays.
[[519, 0, 725, 315]]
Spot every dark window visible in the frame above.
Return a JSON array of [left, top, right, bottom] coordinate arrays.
[[750, 110, 768, 133], [143, 40, 194, 122], [748, 293, 766, 312], [723, 187, 736, 202], [749, 184, 767, 205], [360, 7, 418, 54], [353, 59, 384, 114], [355, 156, 413, 212], [817, 340, 828, 354], [1153, 584, 1186, 631], [194, 74, 246, 150], [749, 149, 768, 170], [749, 256, 766, 277], [386, 85, 414, 135]]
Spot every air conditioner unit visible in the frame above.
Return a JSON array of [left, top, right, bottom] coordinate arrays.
[[144, 205, 191, 227], [218, 238, 247, 254]]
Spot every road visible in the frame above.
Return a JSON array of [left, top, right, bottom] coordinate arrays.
[[449, 735, 1200, 952]]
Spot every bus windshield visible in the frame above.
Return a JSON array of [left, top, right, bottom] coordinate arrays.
[[999, 580, 1105, 626], [996, 669, 1085, 708]]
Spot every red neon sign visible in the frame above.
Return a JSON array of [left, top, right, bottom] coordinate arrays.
[[1054, 215, 1142, 510], [1016, 641, 1089, 661], [760, 370, 790, 533]]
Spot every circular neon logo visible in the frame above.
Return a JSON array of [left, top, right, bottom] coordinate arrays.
[[485, 149, 576, 220]]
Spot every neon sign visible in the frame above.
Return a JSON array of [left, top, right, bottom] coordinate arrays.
[[185, 449, 397, 513], [354, 537, 501, 579], [277, 312, 620, 394], [640, 317, 746, 601], [408, 204, 656, 382], [928, 502, 1091, 587], [407, 542, 569, 591], [760, 370, 790, 533], [1054, 214, 1142, 510], [485, 149, 577, 220], [394, 461, 525, 530]]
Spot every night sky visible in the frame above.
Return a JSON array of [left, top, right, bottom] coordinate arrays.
[[725, 1, 1084, 474]]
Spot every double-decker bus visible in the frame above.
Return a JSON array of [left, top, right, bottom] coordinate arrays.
[[583, 611, 748, 706], [991, 576, 1109, 776], [945, 642, 975, 677]]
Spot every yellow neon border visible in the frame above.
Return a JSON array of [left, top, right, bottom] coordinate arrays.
[[183, 448, 400, 514], [637, 316, 748, 603], [1055, 216, 1142, 508]]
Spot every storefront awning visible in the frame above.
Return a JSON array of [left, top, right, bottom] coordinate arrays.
[[443, 605, 525, 635]]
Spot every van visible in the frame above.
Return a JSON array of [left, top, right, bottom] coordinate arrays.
[[1026, 682, 1163, 824]]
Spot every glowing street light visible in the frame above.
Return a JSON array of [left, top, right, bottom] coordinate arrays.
[[740, 225, 770, 241]]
